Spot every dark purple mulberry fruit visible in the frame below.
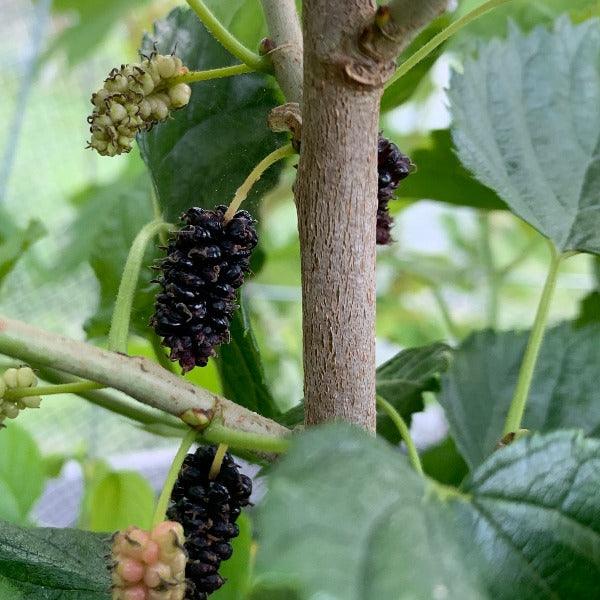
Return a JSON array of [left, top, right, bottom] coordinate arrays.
[[151, 205, 258, 372], [377, 134, 413, 245], [167, 445, 252, 599]]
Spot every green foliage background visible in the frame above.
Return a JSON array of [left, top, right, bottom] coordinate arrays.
[[1, 1, 600, 598]]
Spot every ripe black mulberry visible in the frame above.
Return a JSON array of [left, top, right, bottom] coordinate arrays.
[[151, 205, 257, 372], [377, 135, 413, 245], [167, 446, 252, 600]]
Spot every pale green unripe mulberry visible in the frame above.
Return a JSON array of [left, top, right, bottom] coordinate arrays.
[[16, 367, 36, 388], [109, 102, 128, 123], [169, 84, 192, 109], [3, 368, 18, 389], [0, 366, 41, 425], [87, 52, 192, 157], [3, 404, 19, 419], [21, 396, 41, 409], [155, 54, 178, 79]]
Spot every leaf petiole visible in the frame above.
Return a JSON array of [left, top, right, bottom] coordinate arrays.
[[224, 143, 296, 221], [377, 395, 423, 475], [170, 63, 254, 85], [502, 243, 574, 436], [202, 421, 290, 454], [385, 0, 515, 89], [152, 427, 198, 527], [3, 380, 104, 401], [185, 0, 271, 72], [108, 219, 173, 354]]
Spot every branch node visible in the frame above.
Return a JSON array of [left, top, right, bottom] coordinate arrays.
[[267, 103, 302, 148], [343, 59, 396, 87], [180, 407, 213, 429]]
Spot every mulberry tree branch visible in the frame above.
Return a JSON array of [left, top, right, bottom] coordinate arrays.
[[0, 316, 289, 440], [295, 0, 382, 430], [260, 0, 304, 104], [295, 0, 448, 430], [360, 0, 449, 65]]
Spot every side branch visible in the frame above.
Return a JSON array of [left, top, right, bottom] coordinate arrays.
[[361, 0, 449, 64], [0, 316, 288, 440], [260, 0, 304, 104]]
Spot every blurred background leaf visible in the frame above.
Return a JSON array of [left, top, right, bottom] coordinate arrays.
[[41, 0, 152, 65], [0, 219, 45, 288], [86, 470, 155, 532], [0, 424, 45, 524]]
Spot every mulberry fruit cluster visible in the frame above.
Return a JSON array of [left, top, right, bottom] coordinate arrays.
[[88, 53, 192, 157], [167, 446, 252, 599], [151, 206, 257, 372], [111, 521, 187, 600], [0, 367, 41, 425], [377, 135, 413, 245]]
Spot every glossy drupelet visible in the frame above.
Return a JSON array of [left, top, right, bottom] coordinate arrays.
[[151, 206, 257, 372], [167, 446, 252, 599]]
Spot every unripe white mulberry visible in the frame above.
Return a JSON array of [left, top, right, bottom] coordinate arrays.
[[156, 55, 178, 79], [3, 368, 18, 389], [87, 52, 192, 157], [168, 84, 192, 109]]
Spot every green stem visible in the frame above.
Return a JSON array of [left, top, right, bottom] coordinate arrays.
[[171, 64, 253, 84], [478, 212, 499, 328], [150, 188, 168, 247], [185, 0, 270, 72], [4, 380, 104, 400], [152, 428, 198, 527], [208, 443, 229, 480], [202, 421, 290, 454], [377, 395, 423, 475], [36, 367, 186, 431], [150, 334, 178, 374], [224, 143, 296, 221], [502, 243, 565, 436], [108, 220, 172, 353], [430, 286, 460, 340], [385, 0, 514, 89]]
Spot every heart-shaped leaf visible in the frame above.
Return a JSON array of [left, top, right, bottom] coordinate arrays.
[[0, 424, 45, 522], [398, 130, 506, 210], [87, 471, 155, 532], [455, 430, 600, 598], [254, 425, 486, 599], [439, 322, 600, 469], [0, 519, 111, 599], [450, 18, 600, 254]]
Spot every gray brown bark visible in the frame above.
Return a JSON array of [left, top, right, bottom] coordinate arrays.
[[361, 0, 449, 62], [295, 0, 383, 430]]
